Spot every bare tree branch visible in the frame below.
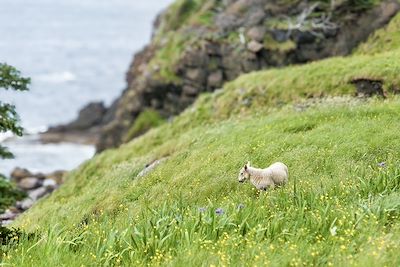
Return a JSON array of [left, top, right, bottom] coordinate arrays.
[[285, 1, 338, 39]]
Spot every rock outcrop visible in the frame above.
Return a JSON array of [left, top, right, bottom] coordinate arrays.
[[41, 102, 107, 145], [66, 0, 400, 151]]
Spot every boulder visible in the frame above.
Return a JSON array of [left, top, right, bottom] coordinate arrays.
[[137, 158, 168, 178], [185, 68, 207, 83], [247, 26, 266, 42], [247, 40, 264, 53], [46, 170, 67, 184], [43, 179, 58, 191], [244, 9, 266, 26], [182, 85, 199, 96], [207, 71, 224, 88], [16, 198, 34, 211], [0, 210, 18, 220], [181, 50, 209, 67], [18, 177, 41, 190], [28, 187, 48, 201], [10, 167, 32, 182], [215, 13, 243, 31]]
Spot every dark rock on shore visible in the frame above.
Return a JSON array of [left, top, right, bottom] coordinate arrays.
[[40, 127, 100, 145], [18, 177, 41, 190], [10, 168, 38, 182], [49, 102, 107, 132], [40, 102, 107, 145]]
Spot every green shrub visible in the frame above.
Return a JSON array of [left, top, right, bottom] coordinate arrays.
[[0, 175, 26, 213], [0, 226, 23, 245]]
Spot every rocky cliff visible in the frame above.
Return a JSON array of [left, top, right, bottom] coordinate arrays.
[[70, 0, 400, 151]]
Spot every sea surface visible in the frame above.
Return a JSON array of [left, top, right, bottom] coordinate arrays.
[[0, 0, 173, 176]]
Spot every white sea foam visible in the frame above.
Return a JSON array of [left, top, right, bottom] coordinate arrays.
[[0, 126, 47, 143], [35, 71, 76, 83], [24, 126, 48, 135], [0, 132, 14, 142]]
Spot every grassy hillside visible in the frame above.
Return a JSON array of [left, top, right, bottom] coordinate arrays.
[[2, 12, 400, 267]]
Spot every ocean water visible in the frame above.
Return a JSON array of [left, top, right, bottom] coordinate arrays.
[[0, 0, 173, 176]]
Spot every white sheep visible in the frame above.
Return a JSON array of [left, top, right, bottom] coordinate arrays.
[[238, 161, 289, 190]]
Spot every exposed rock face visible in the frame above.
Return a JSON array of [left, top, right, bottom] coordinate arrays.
[[64, 102, 107, 131], [73, 0, 400, 151]]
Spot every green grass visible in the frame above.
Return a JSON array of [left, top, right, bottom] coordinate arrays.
[[0, 175, 25, 213], [3, 9, 400, 265], [157, 0, 209, 35], [2, 96, 400, 266]]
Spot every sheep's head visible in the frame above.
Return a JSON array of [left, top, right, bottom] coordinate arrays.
[[238, 162, 251, 183]]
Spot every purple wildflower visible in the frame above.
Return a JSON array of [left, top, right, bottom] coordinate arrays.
[[198, 207, 206, 213], [215, 208, 224, 215], [378, 162, 386, 168], [237, 203, 245, 210]]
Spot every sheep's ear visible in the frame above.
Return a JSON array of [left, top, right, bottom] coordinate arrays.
[[247, 161, 251, 167], [244, 164, 248, 170]]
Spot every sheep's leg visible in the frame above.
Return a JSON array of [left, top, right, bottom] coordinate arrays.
[[258, 185, 271, 191], [259, 182, 275, 191]]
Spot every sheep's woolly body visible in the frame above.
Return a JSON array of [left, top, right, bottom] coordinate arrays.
[[247, 162, 288, 190]]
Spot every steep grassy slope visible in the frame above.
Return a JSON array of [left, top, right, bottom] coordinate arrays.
[[3, 97, 400, 266], [1, 38, 400, 265]]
